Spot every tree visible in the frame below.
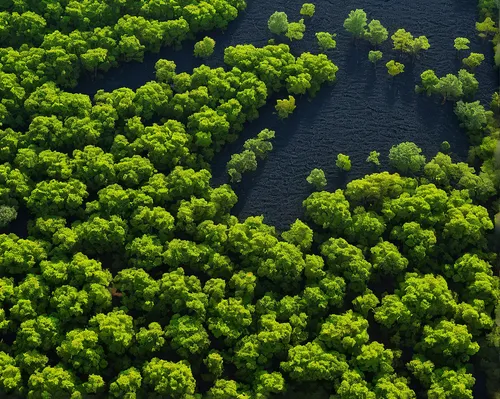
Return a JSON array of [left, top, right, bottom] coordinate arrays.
[[0, 352, 22, 393], [281, 219, 313, 252], [114, 268, 159, 312], [56, 329, 107, 374], [336, 154, 351, 171], [0, 205, 17, 228], [28, 366, 79, 398], [366, 150, 381, 165], [375, 273, 457, 330], [390, 222, 436, 263], [194, 37, 216, 58], [364, 20, 388, 46], [391, 29, 430, 57], [354, 341, 396, 375], [416, 69, 439, 96], [206, 379, 251, 399], [435, 74, 463, 102], [165, 315, 210, 358], [335, 370, 375, 398], [370, 241, 409, 275], [428, 367, 475, 399], [344, 9, 367, 39], [275, 96, 296, 119], [320, 238, 372, 292], [134, 322, 165, 355], [368, 50, 383, 65], [454, 37, 470, 52], [281, 341, 349, 381], [316, 32, 337, 51], [300, 3, 316, 17], [286, 19, 306, 41], [208, 298, 253, 342], [110, 368, 142, 398], [227, 150, 257, 183], [306, 168, 327, 189], [388, 142, 426, 174], [386, 60, 405, 77], [89, 310, 135, 355], [454, 101, 489, 135], [143, 358, 196, 398], [303, 190, 352, 233], [254, 371, 286, 398], [268, 12, 289, 35], [155, 59, 176, 83], [81, 48, 113, 76], [374, 375, 416, 398], [458, 69, 479, 98], [462, 52, 485, 70], [418, 320, 480, 364], [476, 17, 498, 38], [318, 310, 369, 352]]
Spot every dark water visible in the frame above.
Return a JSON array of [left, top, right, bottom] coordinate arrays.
[[75, 0, 499, 231]]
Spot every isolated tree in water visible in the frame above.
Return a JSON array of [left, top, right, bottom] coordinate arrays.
[[286, 19, 306, 41], [364, 20, 388, 46], [454, 37, 470, 52], [336, 154, 352, 171], [386, 60, 405, 77], [275, 96, 296, 119], [316, 32, 336, 51], [268, 12, 289, 35], [344, 9, 367, 39], [306, 168, 327, 189], [194, 37, 215, 58], [462, 52, 485, 70], [368, 50, 383, 65], [300, 3, 316, 17]]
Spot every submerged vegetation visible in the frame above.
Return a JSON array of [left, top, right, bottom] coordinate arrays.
[[0, 0, 499, 398]]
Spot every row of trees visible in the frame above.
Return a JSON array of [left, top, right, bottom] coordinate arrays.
[[0, 0, 247, 128]]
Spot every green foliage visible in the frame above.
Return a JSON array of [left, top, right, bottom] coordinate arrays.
[[286, 19, 306, 41], [364, 20, 388, 46], [194, 37, 216, 59], [316, 32, 337, 51], [226, 129, 275, 183], [366, 150, 381, 165], [462, 52, 485, 70], [336, 153, 352, 171], [344, 9, 368, 39], [391, 29, 430, 57], [143, 358, 196, 398], [268, 12, 289, 35], [318, 310, 369, 352], [306, 168, 327, 189], [388, 142, 426, 174], [454, 101, 490, 136], [0, 2, 498, 398], [476, 17, 498, 38], [300, 3, 316, 17], [386, 60, 405, 77], [281, 341, 349, 381], [368, 50, 383, 64], [0, 205, 17, 228], [454, 37, 470, 51], [275, 95, 296, 118]]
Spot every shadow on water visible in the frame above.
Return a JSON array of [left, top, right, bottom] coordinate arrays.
[[73, 0, 498, 234]]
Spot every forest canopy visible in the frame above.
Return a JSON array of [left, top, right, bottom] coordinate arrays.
[[0, 1, 499, 399]]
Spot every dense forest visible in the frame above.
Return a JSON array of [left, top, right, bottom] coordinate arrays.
[[0, 0, 499, 398]]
